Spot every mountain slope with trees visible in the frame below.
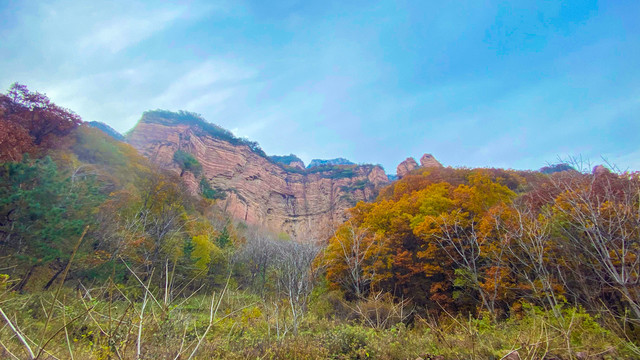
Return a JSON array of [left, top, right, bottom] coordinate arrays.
[[0, 83, 638, 359]]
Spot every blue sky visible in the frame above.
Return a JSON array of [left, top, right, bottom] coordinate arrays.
[[1, 0, 639, 173]]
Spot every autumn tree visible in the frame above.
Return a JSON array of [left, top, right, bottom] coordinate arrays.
[[273, 239, 321, 335], [236, 227, 279, 292], [0, 83, 82, 161], [0, 119, 34, 162], [499, 201, 565, 317], [325, 222, 382, 299], [550, 169, 640, 322], [325, 168, 529, 314], [412, 172, 517, 316]]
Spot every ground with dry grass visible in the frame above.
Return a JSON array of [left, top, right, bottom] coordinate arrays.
[[1, 279, 637, 360]]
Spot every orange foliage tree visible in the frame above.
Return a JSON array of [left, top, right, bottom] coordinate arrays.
[[325, 168, 526, 314]]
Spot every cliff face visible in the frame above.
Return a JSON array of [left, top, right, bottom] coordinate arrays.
[[127, 115, 389, 240]]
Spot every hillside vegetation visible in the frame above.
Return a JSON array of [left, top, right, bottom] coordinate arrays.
[[138, 109, 268, 158], [269, 154, 304, 167], [0, 84, 638, 359], [308, 158, 355, 168]]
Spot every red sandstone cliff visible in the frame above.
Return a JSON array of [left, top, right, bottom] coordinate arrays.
[[127, 112, 389, 240]]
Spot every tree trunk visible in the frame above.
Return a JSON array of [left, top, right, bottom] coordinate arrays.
[[43, 263, 65, 290], [14, 265, 36, 292]]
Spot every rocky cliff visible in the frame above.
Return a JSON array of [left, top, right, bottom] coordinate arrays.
[[396, 154, 443, 178], [127, 110, 389, 240], [420, 154, 442, 168], [396, 157, 419, 178]]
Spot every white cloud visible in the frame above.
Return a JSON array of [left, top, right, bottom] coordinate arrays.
[[78, 9, 182, 54], [154, 60, 257, 110]]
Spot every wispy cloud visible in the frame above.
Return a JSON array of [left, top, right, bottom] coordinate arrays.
[[78, 9, 183, 54], [154, 60, 257, 111]]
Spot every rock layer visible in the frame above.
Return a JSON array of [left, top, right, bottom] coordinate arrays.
[[127, 117, 389, 240]]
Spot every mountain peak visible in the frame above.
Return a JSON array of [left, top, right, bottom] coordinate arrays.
[[396, 153, 442, 178]]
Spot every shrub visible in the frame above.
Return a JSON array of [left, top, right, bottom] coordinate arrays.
[[173, 149, 202, 176], [200, 178, 226, 200]]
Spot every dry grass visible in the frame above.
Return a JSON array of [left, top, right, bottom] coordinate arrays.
[[1, 284, 637, 359]]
